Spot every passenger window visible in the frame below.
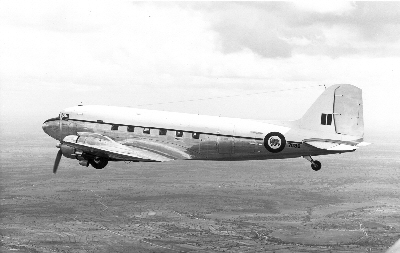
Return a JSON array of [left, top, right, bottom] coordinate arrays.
[[176, 131, 183, 137], [111, 125, 119, 131], [159, 129, 167, 135], [192, 132, 200, 139], [143, 128, 151, 134], [127, 126, 135, 132]]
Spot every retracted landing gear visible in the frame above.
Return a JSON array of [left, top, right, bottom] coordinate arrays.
[[303, 156, 322, 171]]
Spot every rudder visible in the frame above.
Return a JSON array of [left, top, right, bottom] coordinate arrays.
[[333, 85, 364, 137]]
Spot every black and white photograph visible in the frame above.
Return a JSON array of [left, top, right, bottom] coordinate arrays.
[[1, 1, 399, 252]]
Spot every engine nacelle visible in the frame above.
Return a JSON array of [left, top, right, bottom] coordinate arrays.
[[60, 135, 79, 159], [57, 134, 109, 169], [60, 144, 76, 159]]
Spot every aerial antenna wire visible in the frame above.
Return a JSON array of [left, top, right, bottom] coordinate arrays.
[[135, 84, 324, 107]]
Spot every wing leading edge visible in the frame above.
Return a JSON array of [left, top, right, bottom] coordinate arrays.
[[62, 132, 173, 162]]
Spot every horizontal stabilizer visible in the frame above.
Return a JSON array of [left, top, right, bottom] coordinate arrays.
[[306, 141, 339, 150], [356, 142, 371, 147], [305, 141, 358, 151], [328, 144, 358, 151]]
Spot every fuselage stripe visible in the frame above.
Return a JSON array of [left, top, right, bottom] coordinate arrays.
[[66, 118, 265, 141]]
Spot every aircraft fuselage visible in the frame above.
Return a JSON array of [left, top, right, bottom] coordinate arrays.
[[43, 105, 346, 162], [42, 84, 366, 172]]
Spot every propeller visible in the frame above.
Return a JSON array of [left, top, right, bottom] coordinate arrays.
[[53, 149, 62, 174], [59, 113, 63, 141], [53, 113, 63, 174]]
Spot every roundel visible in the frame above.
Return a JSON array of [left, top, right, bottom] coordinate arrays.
[[263, 132, 286, 153]]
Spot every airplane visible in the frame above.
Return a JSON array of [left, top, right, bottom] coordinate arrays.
[[42, 84, 369, 173]]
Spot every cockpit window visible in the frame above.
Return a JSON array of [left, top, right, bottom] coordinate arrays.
[[159, 129, 167, 135], [61, 114, 69, 120], [127, 126, 135, 132], [143, 128, 151, 134], [111, 125, 119, 131], [44, 117, 59, 123], [44, 113, 69, 123]]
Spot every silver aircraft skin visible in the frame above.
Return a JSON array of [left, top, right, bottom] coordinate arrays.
[[42, 84, 368, 173]]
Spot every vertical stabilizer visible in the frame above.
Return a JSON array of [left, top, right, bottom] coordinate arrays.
[[297, 84, 364, 138]]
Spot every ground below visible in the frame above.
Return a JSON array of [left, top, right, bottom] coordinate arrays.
[[1, 134, 399, 252]]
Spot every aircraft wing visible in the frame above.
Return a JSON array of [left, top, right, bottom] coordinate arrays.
[[62, 132, 173, 162]]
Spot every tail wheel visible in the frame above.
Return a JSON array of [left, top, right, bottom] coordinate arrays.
[[264, 132, 286, 153], [89, 157, 108, 169], [311, 160, 322, 171]]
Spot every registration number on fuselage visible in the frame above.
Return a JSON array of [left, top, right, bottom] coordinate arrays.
[[288, 142, 302, 148]]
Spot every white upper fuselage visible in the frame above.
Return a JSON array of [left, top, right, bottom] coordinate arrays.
[[63, 105, 292, 140]]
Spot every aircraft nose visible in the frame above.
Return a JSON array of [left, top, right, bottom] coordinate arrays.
[[42, 121, 51, 136], [42, 118, 59, 138]]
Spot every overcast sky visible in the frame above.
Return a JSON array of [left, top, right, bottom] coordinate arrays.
[[1, 1, 400, 137]]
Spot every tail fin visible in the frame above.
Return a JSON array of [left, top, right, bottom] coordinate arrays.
[[297, 84, 364, 138]]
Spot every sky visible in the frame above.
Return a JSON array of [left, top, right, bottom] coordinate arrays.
[[1, 1, 400, 138]]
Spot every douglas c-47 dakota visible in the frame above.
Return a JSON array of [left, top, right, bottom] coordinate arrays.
[[42, 84, 369, 173]]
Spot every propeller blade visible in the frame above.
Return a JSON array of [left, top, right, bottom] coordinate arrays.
[[59, 113, 63, 141], [53, 149, 62, 174]]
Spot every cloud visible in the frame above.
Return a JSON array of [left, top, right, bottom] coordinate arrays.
[[287, 2, 400, 56], [0, 1, 400, 133], [187, 2, 400, 59], [213, 4, 292, 58], [0, 1, 218, 88], [2, 1, 399, 89], [292, 1, 355, 14], [202, 2, 292, 58], [0, 0, 109, 33]]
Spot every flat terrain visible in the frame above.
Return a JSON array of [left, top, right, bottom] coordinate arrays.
[[1, 133, 399, 252]]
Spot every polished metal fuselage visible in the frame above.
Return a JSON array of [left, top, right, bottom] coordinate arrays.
[[42, 105, 347, 161]]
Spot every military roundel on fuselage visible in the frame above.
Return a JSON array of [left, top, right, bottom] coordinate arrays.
[[264, 132, 286, 153]]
